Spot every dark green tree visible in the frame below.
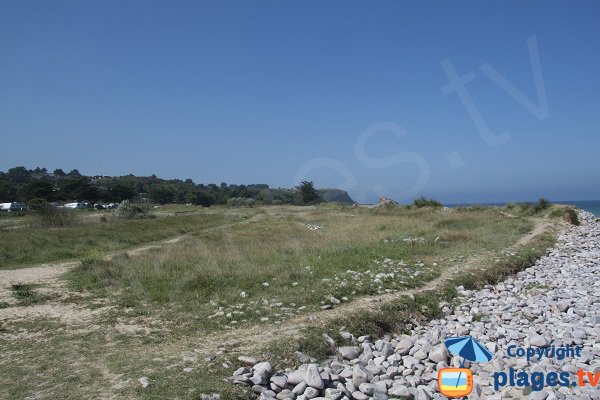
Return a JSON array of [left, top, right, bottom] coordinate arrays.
[[109, 184, 136, 202], [297, 181, 322, 205]]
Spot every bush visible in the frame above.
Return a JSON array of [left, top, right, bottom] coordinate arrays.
[[534, 197, 551, 213], [227, 197, 255, 208], [114, 200, 150, 219], [413, 197, 443, 208], [31, 200, 79, 227], [564, 208, 580, 225]]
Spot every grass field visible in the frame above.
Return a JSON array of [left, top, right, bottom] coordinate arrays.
[[0, 206, 249, 269], [0, 204, 565, 399]]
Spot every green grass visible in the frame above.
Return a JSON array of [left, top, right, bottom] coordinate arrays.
[[0, 208, 242, 269], [64, 205, 533, 336], [266, 231, 556, 365]]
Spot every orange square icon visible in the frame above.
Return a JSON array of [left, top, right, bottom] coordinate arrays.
[[438, 368, 473, 398]]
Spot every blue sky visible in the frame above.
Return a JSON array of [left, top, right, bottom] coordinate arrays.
[[1, 0, 599, 204]]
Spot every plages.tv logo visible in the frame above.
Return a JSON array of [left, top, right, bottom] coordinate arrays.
[[438, 336, 493, 398]]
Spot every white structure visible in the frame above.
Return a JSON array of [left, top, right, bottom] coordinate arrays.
[[64, 202, 87, 209], [0, 202, 27, 212]]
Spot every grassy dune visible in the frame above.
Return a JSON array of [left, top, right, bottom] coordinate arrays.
[[0, 204, 563, 399]]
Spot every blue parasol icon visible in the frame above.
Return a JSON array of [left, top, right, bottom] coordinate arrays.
[[444, 336, 493, 388]]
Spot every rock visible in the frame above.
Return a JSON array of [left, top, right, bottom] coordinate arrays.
[[351, 391, 368, 400], [305, 364, 324, 389], [428, 345, 448, 363], [304, 387, 319, 399], [292, 382, 307, 395], [276, 390, 296, 400], [530, 390, 549, 400], [138, 377, 150, 388], [238, 356, 258, 366], [415, 386, 432, 400], [288, 371, 305, 385], [271, 374, 288, 388], [530, 335, 549, 347], [338, 346, 360, 360], [388, 384, 410, 397], [254, 362, 273, 376], [413, 348, 428, 361], [358, 383, 376, 396], [381, 343, 394, 358], [324, 388, 343, 400], [352, 364, 372, 387], [396, 338, 413, 355]]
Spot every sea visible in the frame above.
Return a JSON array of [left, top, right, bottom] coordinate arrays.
[[447, 200, 600, 217]]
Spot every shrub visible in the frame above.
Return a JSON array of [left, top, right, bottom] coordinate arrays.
[[564, 208, 580, 225], [114, 200, 150, 219], [227, 197, 255, 208], [549, 206, 580, 225], [534, 197, 551, 213], [11, 283, 46, 306], [31, 200, 79, 227], [413, 197, 443, 208]]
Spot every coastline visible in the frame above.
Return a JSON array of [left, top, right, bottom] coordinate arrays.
[[231, 210, 599, 399]]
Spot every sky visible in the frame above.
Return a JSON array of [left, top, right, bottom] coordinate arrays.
[[1, 0, 599, 204]]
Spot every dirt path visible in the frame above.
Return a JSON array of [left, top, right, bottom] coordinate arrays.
[[0, 212, 266, 313], [192, 218, 565, 356]]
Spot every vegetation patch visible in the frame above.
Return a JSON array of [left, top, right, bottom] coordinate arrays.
[[265, 230, 556, 365], [11, 283, 48, 306], [412, 197, 443, 208]]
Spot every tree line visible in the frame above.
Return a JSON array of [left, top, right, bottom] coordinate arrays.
[[0, 166, 323, 206]]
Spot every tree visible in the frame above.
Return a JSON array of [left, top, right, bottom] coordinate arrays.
[[18, 178, 55, 201], [150, 185, 175, 204], [187, 191, 215, 207], [0, 178, 15, 200], [53, 168, 66, 177], [59, 176, 98, 202], [7, 166, 31, 183], [109, 184, 136, 202], [297, 181, 322, 205]]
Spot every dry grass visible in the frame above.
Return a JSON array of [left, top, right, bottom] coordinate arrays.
[[0, 204, 548, 399]]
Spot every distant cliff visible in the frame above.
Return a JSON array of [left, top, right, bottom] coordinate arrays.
[[319, 189, 355, 204]]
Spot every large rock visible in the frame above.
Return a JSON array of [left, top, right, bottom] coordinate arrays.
[[352, 364, 372, 387], [238, 356, 258, 366], [338, 346, 360, 360], [428, 345, 448, 363], [305, 364, 324, 389]]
